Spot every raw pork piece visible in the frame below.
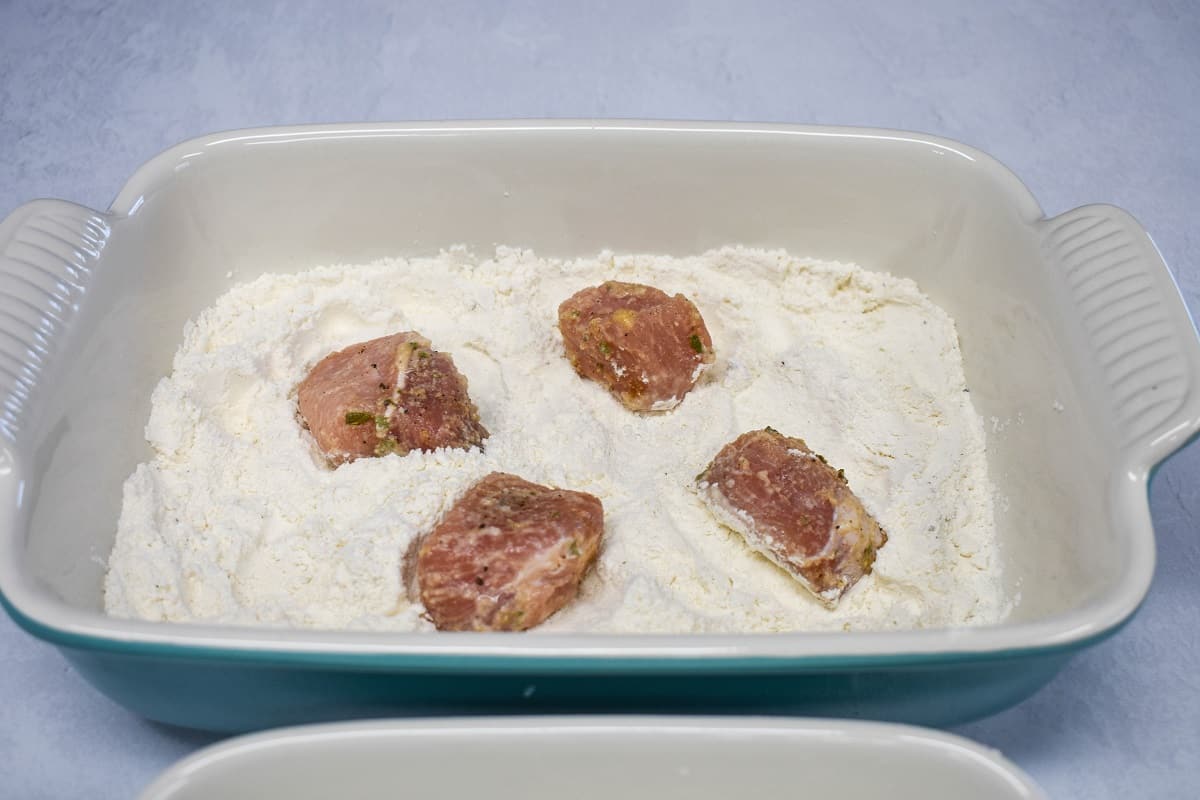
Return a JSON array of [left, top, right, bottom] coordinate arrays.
[[413, 472, 604, 631], [557, 281, 714, 412], [297, 332, 487, 465], [697, 428, 887, 607]]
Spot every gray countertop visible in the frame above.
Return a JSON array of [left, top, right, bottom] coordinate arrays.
[[2, 1, 1197, 797]]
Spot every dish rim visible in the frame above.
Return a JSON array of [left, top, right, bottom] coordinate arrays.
[[136, 715, 1048, 800]]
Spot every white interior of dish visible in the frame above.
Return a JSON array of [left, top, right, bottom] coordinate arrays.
[[137, 718, 1046, 800], [5, 122, 1184, 653]]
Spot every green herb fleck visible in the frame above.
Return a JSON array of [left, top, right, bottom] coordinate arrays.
[[689, 334, 704, 354], [837, 468, 845, 480], [374, 439, 401, 457], [344, 411, 373, 425], [418, 350, 430, 359], [409, 341, 420, 350], [598, 341, 613, 356], [860, 546, 876, 571], [567, 540, 581, 558]]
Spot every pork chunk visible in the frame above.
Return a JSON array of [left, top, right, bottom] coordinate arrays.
[[557, 281, 714, 412], [414, 472, 604, 631], [697, 428, 887, 607], [296, 332, 488, 466]]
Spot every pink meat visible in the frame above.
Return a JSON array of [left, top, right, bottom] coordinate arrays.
[[296, 332, 488, 465], [557, 281, 714, 412], [697, 428, 887, 607], [414, 472, 604, 631]]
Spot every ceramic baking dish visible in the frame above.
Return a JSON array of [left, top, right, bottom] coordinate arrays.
[[137, 717, 1047, 799], [1, 121, 1197, 732]]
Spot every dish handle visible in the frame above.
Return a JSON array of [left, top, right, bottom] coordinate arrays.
[[1041, 203, 1200, 471], [0, 200, 111, 444]]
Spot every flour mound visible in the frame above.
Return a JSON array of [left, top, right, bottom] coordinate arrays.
[[104, 247, 1007, 632]]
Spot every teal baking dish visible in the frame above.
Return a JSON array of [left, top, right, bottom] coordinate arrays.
[[1, 121, 1197, 732]]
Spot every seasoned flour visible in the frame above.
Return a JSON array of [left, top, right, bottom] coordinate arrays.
[[104, 247, 1008, 632]]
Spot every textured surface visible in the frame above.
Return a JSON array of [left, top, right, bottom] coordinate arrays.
[[0, 202, 109, 442], [0, 0, 1197, 797], [1041, 205, 1194, 447]]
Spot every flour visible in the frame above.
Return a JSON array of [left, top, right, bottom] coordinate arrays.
[[104, 247, 1008, 632]]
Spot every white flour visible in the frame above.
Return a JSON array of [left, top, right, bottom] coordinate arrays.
[[104, 247, 1008, 632]]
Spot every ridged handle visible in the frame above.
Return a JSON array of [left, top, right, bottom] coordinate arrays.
[[0, 200, 110, 444], [1041, 204, 1200, 466]]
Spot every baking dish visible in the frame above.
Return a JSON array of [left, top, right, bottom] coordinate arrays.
[[1, 121, 1197, 731], [137, 716, 1047, 799]]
